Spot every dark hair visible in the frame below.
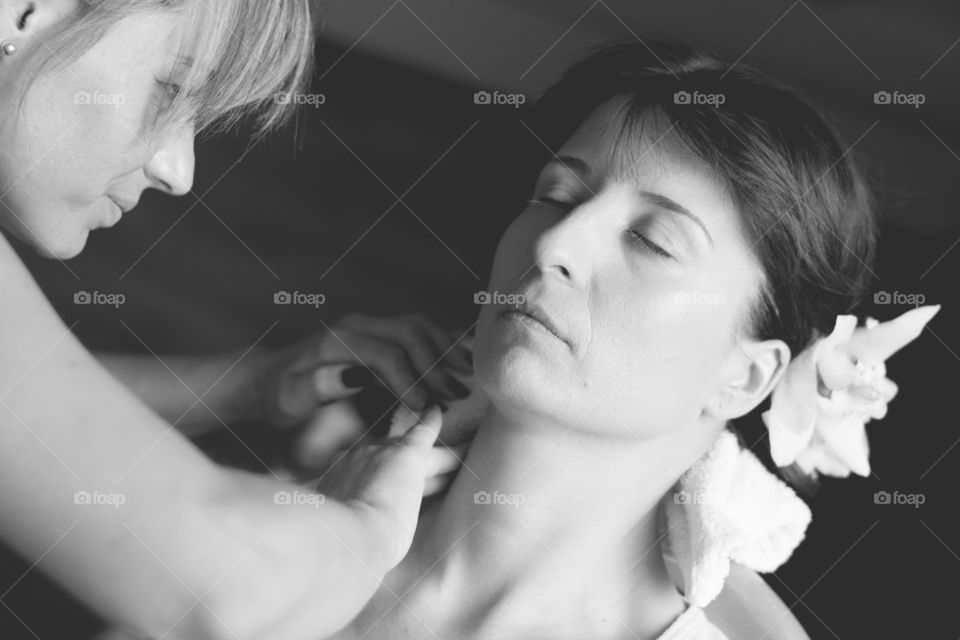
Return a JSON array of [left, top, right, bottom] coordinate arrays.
[[532, 41, 878, 358]]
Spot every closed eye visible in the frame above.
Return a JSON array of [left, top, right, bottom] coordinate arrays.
[[528, 196, 574, 209], [627, 228, 673, 259], [156, 81, 182, 100]]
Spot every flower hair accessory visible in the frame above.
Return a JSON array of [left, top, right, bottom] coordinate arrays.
[[762, 305, 941, 478]]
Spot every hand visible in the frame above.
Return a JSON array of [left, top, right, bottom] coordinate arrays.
[[183, 413, 454, 640], [292, 393, 470, 499], [253, 314, 473, 428], [315, 406, 453, 568]]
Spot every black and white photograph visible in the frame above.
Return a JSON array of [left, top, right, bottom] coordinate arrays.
[[0, 1, 957, 638]]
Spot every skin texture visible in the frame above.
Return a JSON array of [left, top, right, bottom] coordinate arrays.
[[0, 4, 467, 638], [476, 100, 780, 442], [0, 1, 195, 259], [0, 0, 470, 408], [331, 101, 795, 640], [1, 3, 805, 637]]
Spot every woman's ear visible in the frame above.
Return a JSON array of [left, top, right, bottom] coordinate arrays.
[[705, 338, 791, 421]]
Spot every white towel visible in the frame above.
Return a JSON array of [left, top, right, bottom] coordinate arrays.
[[663, 430, 812, 608]]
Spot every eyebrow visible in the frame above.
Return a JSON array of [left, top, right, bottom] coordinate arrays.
[[637, 190, 714, 247], [545, 156, 714, 247], [551, 155, 590, 175], [542, 155, 595, 195]]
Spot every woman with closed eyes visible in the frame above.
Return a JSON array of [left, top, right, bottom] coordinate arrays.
[[325, 40, 892, 639]]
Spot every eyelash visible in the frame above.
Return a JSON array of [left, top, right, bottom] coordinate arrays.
[[627, 228, 673, 259], [528, 198, 674, 259], [528, 196, 571, 208], [155, 80, 182, 103]]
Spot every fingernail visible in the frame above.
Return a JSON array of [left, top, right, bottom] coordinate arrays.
[[341, 366, 376, 389], [416, 405, 440, 425], [447, 357, 472, 375], [437, 401, 449, 412], [448, 378, 470, 399]]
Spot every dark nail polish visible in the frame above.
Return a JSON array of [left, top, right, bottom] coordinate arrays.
[[448, 378, 471, 399], [341, 366, 376, 389]]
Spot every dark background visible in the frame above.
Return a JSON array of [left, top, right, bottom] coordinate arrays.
[[2, 1, 959, 638]]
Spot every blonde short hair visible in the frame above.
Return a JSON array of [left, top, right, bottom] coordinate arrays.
[[21, 0, 315, 136]]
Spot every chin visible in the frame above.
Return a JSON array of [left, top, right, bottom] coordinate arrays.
[[29, 226, 89, 260], [476, 341, 573, 423], [0, 202, 92, 259]]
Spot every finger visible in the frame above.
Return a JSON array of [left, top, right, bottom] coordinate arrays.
[[388, 404, 420, 439], [450, 329, 476, 350], [423, 473, 455, 498], [420, 321, 472, 374], [351, 338, 429, 412], [352, 316, 465, 401], [273, 364, 370, 424], [404, 322, 471, 394], [401, 406, 442, 449], [394, 324, 464, 400], [294, 400, 368, 470], [424, 445, 465, 477]]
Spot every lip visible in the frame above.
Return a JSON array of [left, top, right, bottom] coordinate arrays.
[[107, 196, 136, 214], [501, 301, 570, 347]]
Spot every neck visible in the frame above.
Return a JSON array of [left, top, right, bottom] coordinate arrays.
[[405, 405, 705, 637]]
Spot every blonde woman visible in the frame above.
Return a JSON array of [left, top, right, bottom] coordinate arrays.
[[0, 2, 470, 639]]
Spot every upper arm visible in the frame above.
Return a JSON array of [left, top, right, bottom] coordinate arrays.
[[0, 233, 229, 632]]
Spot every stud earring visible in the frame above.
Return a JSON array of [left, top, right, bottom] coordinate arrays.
[[1, 42, 16, 56]]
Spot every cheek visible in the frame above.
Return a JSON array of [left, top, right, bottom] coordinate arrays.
[[16, 75, 143, 202], [0, 77, 146, 256], [578, 274, 729, 431]]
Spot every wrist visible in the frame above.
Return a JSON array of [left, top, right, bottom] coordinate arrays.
[[346, 499, 400, 574]]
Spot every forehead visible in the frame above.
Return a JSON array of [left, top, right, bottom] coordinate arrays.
[[555, 100, 742, 232], [559, 100, 729, 198], [82, 10, 187, 77]]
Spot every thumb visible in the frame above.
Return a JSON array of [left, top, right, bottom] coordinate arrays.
[[400, 406, 442, 449]]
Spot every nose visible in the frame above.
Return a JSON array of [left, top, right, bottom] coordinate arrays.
[[533, 201, 602, 287], [144, 121, 196, 196]]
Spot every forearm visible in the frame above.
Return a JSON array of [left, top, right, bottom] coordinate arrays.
[[0, 380, 237, 637], [1, 357, 388, 639], [0, 230, 391, 639], [206, 473, 394, 640], [96, 351, 267, 437]]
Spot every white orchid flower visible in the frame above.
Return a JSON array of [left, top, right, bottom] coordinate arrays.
[[762, 305, 941, 478]]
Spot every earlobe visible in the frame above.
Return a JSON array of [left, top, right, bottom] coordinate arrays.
[[707, 339, 791, 421]]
